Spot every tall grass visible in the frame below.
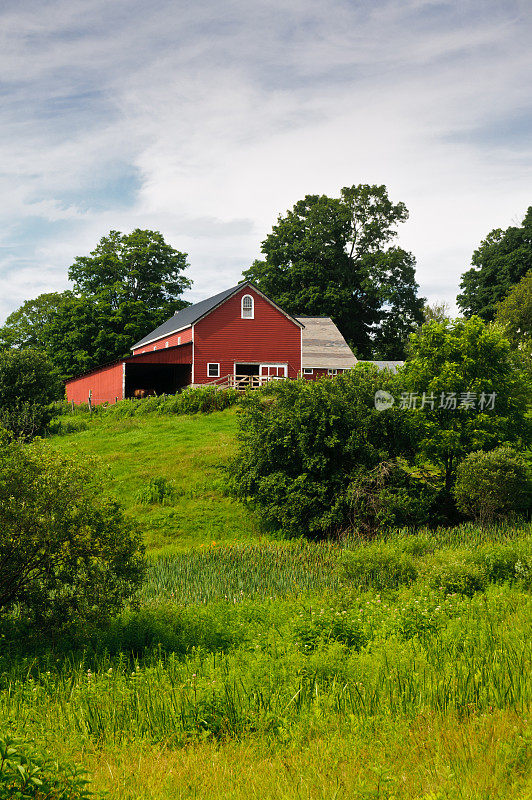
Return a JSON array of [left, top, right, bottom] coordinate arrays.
[[1, 525, 531, 798], [0, 586, 530, 748], [141, 524, 532, 603], [50, 387, 240, 432]]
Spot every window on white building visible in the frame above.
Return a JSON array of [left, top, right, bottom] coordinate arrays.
[[241, 294, 254, 319]]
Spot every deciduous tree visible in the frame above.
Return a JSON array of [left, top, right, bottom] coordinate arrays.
[[243, 185, 424, 357], [457, 207, 532, 320]]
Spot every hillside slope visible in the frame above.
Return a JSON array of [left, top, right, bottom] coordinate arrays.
[[48, 409, 255, 550]]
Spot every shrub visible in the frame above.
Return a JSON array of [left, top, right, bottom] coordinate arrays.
[[0, 434, 145, 632], [426, 557, 487, 597], [453, 447, 532, 524], [341, 544, 418, 591], [295, 606, 367, 651], [100, 602, 245, 656], [471, 541, 532, 586], [349, 460, 441, 532], [229, 367, 421, 537], [0, 349, 62, 439], [0, 735, 97, 799], [136, 477, 177, 505]]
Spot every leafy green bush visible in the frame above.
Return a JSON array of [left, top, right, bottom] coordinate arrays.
[[0, 349, 62, 439], [349, 460, 441, 532], [295, 607, 367, 651], [0, 735, 97, 799], [426, 557, 487, 597], [0, 434, 145, 632], [341, 544, 418, 591], [454, 447, 532, 524], [100, 602, 246, 656], [136, 476, 177, 505], [471, 541, 532, 586], [229, 367, 421, 537]]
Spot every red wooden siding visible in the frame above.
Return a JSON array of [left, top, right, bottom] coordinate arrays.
[[128, 343, 192, 365], [66, 345, 193, 405], [193, 286, 301, 383], [66, 362, 124, 405], [131, 326, 192, 355]]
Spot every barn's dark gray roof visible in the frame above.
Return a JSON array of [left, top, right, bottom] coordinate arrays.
[[296, 316, 357, 369], [131, 281, 304, 350], [131, 283, 245, 349]]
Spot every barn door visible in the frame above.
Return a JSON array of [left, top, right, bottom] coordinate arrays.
[[260, 364, 287, 381]]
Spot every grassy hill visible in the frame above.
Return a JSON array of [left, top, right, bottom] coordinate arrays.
[[49, 408, 257, 550], [2, 407, 531, 800]]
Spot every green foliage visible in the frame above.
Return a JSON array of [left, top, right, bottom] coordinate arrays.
[[53, 387, 240, 423], [454, 447, 532, 523], [341, 544, 418, 591], [69, 228, 191, 314], [349, 459, 442, 532], [458, 207, 532, 320], [471, 541, 532, 587], [0, 437, 145, 631], [243, 184, 424, 358], [426, 557, 487, 597], [401, 316, 532, 491], [495, 268, 532, 351], [0, 230, 192, 380], [0, 349, 62, 439], [0, 292, 69, 352], [100, 601, 246, 657], [295, 607, 367, 652], [422, 301, 452, 325], [136, 477, 177, 505], [229, 368, 421, 536], [0, 735, 97, 799]]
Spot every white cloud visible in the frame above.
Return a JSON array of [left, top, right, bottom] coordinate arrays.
[[0, 0, 531, 321]]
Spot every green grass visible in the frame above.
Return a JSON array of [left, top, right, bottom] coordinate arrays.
[[3, 409, 531, 799], [48, 409, 254, 549]]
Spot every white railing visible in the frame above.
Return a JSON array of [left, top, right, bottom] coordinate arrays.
[[204, 374, 287, 390]]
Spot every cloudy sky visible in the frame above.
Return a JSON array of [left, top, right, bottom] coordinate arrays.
[[1, 0, 531, 323]]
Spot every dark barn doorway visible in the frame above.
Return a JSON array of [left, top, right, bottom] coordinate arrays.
[[125, 363, 191, 397], [234, 363, 260, 377]]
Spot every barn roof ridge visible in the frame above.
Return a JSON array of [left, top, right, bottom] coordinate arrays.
[[131, 281, 303, 350]]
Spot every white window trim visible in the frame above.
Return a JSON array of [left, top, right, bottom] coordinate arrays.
[[303, 368, 313, 375], [207, 362, 220, 378], [327, 368, 338, 376], [241, 294, 254, 319]]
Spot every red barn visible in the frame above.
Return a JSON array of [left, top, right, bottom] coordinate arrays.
[[65, 281, 357, 405]]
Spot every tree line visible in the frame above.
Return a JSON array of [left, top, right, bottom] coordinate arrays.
[[2, 187, 531, 382]]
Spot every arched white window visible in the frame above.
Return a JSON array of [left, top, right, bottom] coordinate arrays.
[[241, 294, 254, 319]]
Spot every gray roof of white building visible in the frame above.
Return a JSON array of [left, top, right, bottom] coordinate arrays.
[[296, 316, 357, 369], [358, 360, 405, 373]]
